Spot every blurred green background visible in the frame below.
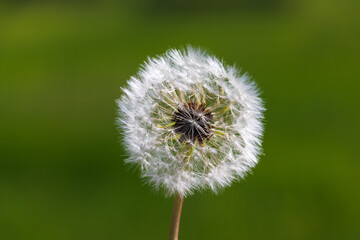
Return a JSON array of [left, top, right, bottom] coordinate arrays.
[[1, 0, 359, 239]]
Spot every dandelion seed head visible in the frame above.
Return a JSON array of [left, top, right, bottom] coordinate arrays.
[[117, 47, 265, 197]]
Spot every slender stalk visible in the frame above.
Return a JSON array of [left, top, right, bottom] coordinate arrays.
[[168, 193, 184, 240]]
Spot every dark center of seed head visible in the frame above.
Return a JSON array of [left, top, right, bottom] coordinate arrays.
[[172, 101, 213, 145]]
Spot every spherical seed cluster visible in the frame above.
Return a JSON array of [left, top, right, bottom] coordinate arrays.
[[117, 47, 265, 197]]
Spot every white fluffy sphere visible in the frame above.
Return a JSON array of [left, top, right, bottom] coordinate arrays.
[[117, 47, 265, 197]]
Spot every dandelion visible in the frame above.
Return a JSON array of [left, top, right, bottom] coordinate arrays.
[[116, 47, 264, 240]]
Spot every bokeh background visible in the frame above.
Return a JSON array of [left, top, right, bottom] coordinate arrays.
[[1, 0, 359, 239]]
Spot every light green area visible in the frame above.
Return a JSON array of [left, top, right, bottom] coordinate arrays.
[[0, 1, 359, 239]]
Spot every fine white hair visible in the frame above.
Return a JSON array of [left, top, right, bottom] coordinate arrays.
[[117, 47, 265, 197]]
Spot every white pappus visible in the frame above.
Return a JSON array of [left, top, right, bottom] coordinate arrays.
[[116, 47, 265, 197]]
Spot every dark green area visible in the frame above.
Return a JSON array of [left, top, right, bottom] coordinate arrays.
[[0, 1, 359, 239]]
